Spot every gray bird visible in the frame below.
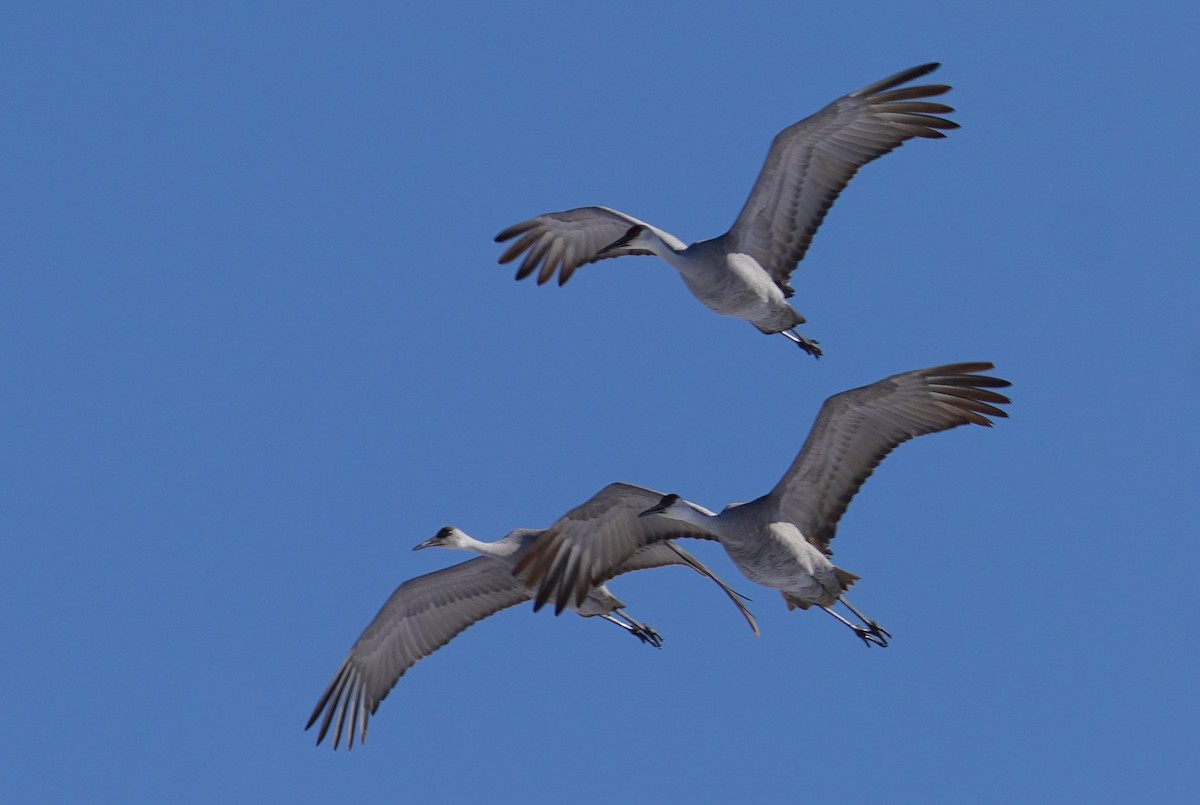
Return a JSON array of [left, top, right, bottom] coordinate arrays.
[[496, 63, 957, 357], [307, 527, 757, 749], [516, 363, 1010, 647]]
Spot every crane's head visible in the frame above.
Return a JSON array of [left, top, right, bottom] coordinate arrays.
[[598, 224, 651, 256], [413, 526, 466, 551]]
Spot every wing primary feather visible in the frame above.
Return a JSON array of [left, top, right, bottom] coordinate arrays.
[[516, 237, 552, 281], [871, 88, 953, 104], [494, 220, 534, 243], [873, 101, 955, 116], [850, 63, 941, 98], [497, 230, 539, 263]]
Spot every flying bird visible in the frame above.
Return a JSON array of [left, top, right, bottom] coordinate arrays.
[[495, 63, 958, 357], [306, 526, 757, 749], [515, 363, 1010, 646]]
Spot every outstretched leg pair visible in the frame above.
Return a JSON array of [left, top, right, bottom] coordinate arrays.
[[601, 610, 663, 648], [822, 597, 891, 648]]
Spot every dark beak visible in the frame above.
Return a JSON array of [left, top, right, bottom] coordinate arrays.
[[412, 536, 440, 551]]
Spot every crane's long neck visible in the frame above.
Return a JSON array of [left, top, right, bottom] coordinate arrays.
[[659, 500, 724, 538], [453, 531, 521, 560], [642, 232, 691, 272]]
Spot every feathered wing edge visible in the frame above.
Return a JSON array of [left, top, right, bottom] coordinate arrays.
[[726, 62, 958, 294], [495, 206, 686, 285], [767, 362, 1011, 555], [305, 558, 531, 750]]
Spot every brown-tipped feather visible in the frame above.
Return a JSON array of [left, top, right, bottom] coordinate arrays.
[[498, 230, 539, 264], [517, 238, 552, 280], [494, 221, 534, 244]]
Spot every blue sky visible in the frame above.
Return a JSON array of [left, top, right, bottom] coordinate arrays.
[[4, 2, 1198, 802]]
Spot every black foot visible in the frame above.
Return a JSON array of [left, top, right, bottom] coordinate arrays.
[[781, 330, 823, 359], [631, 624, 664, 648], [853, 621, 891, 648], [796, 336, 822, 359]]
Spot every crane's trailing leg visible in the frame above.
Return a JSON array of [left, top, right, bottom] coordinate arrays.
[[781, 329, 822, 359], [821, 599, 890, 648], [601, 611, 664, 648]]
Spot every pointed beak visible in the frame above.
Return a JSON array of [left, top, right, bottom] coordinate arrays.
[[638, 503, 665, 518], [412, 536, 440, 551]]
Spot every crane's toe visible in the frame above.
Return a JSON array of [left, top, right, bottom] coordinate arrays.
[[797, 337, 822, 359], [853, 624, 890, 648], [632, 624, 664, 648], [781, 329, 823, 358]]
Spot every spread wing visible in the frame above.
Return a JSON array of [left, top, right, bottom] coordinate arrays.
[[305, 557, 529, 750], [724, 63, 957, 296], [766, 362, 1011, 555], [514, 482, 718, 615], [495, 206, 686, 286], [308, 533, 755, 750]]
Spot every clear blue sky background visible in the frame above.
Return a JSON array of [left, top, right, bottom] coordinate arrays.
[[4, 3, 1197, 803]]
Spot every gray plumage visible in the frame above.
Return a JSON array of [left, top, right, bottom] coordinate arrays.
[[306, 527, 756, 749], [515, 363, 1011, 646], [496, 63, 958, 357]]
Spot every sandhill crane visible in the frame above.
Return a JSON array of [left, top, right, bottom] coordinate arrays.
[[515, 363, 1010, 646], [496, 63, 957, 357]]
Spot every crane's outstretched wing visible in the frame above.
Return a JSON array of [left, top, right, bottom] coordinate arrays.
[[306, 557, 530, 750], [514, 482, 717, 614], [725, 63, 957, 296], [766, 362, 1011, 555], [308, 535, 753, 749], [496, 206, 686, 286]]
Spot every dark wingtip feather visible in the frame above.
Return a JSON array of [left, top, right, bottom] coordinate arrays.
[[853, 62, 944, 98], [872, 85, 953, 103], [498, 231, 539, 265], [946, 386, 1013, 405], [494, 221, 532, 243], [574, 576, 591, 609]]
